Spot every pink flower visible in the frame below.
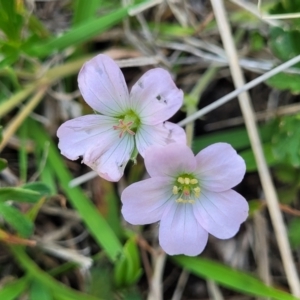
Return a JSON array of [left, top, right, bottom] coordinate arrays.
[[121, 143, 248, 256], [57, 54, 186, 181]]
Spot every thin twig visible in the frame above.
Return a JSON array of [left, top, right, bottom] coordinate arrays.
[[210, 0, 300, 296], [147, 250, 167, 300], [171, 269, 190, 300], [205, 102, 300, 131], [178, 54, 300, 127]]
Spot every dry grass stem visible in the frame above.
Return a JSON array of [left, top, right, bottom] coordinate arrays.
[[147, 250, 166, 300], [178, 54, 300, 127], [210, 0, 300, 296], [171, 269, 190, 300]]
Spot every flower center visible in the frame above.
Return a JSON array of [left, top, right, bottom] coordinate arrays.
[[113, 110, 140, 138], [172, 174, 201, 204]]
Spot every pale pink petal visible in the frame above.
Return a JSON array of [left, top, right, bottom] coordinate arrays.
[[143, 143, 195, 178], [78, 54, 129, 116], [57, 115, 117, 160], [83, 132, 134, 182], [130, 68, 183, 125], [194, 189, 248, 239], [135, 122, 186, 157], [159, 202, 209, 256], [121, 177, 173, 225], [195, 143, 246, 192]]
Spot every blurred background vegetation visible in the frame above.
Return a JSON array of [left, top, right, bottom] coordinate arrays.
[[2, 0, 300, 299]]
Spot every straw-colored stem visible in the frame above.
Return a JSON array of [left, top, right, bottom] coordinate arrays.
[[210, 0, 300, 296], [0, 87, 47, 152], [0, 84, 37, 119], [178, 54, 300, 127]]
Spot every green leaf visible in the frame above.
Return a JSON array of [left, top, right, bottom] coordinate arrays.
[[22, 182, 52, 196], [240, 143, 277, 172], [114, 237, 142, 287], [30, 280, 52, 300], [73, 0, 102, 25], [288, 218, 300, 249], [0, 158, 7, 172], [270, 27, 300, 62], [267, 72, 300, 94], [0, 277, 28, 300], [27, 7, 130, 57], [0, 0, 24, 42], [250, 31, 265, 52], [0, 187, 42, 203], [271, 114, 300, 167], [30, 120, 123, 262], [0, 203, 34, 237], [173, 256, 300, 300]]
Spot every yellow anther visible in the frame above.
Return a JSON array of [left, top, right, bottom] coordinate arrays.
[[184, 177, 190, 184], [188, 200, 195, 204], [190, 179, 198, 184], [172, 186, 179, 195], [176, 198, 184, 203], [194, 187, 200, 193], [177, 177, 184, 184], [194, 187, 201, 198]]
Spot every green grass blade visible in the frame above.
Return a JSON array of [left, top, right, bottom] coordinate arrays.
[[192, 123, 274, 153], [0, 203, 34, 237], [73, 0, 102, 25], [0, 187, 42, 203], [174, 256, 300, 300], [10, 246, 102, 300], [0, 276, 28, 300], [31, 121, 123, 262], [27, 7, 129, 57]]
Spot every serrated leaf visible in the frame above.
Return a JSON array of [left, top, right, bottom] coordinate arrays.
[[0, 203, 34, 237], [0, 187, 42, 203]]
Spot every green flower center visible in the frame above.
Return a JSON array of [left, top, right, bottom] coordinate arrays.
[[172, 174, 201, 204], [113, 110, 141, 138]]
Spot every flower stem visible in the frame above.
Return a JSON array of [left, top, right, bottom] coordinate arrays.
[[185, 66, 218, 146]]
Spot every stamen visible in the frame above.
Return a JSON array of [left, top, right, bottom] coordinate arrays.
[[172, 186, 179, 195], [194, 187, 201, 198], [184, 177, 190, 184], [177, 177, 184, 184], [190, 179, 198, 184], [176, 198, 184, 203]]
